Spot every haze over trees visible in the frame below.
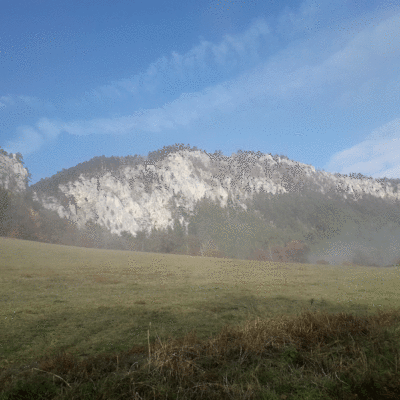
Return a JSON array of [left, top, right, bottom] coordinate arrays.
[[1, 144, 400, 267]]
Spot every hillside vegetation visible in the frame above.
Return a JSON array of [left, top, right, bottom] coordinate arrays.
[[2, 179, 400, 268]]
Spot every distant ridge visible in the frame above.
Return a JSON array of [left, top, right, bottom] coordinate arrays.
[[2, 144, 400, 267]]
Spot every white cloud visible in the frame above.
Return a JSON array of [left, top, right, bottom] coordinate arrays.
[[81, 17, 271, 103], [3, 126, 44, 156], [326, 119, 400, 179], [36, 118, 62, 140], [5, 4, 400, 166], [2, 117, 60, 155], [277, 0, 322, 38], [366, 118, 400, 141]]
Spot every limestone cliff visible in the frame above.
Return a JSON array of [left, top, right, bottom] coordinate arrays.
[[0, 150, 30, 194], [27, 148, 400, 239]]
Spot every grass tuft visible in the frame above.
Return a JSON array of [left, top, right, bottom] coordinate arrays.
[[1, 305, 400, 399]]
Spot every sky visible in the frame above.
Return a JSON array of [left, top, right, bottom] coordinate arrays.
[[1, 0, 400, 186]]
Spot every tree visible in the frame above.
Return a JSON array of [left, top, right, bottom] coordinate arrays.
[[283, 240, 310, 263], [120, 230, 136, 251], [14, 152, 33, 187], [187, 234, 201, 256], [173, 217, 185, 240], [0, 187, 12, 237], [250, 234, 282, 262], [134, 229, 148, 252]]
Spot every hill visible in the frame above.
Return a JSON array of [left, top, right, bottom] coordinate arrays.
[[2, 143, 400, 267]]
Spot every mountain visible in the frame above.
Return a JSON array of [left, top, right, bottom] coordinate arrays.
[[27, 146, 400, 236], [2, 144, 400, 266], [0, 149, 30, 193]]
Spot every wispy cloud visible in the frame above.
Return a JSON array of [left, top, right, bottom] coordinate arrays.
[[0, 95, 56, 114], [0, 96, 15, 109], [3, 2, 400, 173], [4, 116, 61, 154], [366, 119, 400, 142], [73, 17, 271, 109], [5, 125, 44, 155], [326, 119, 400, 179], [79, 9, 400, 137], [3, 17, 272, 153], [276, 0, 322, 38]]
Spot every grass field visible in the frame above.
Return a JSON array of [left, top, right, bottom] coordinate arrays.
[[1, 236, 400, 399]]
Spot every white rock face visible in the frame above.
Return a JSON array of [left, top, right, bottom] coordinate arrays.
[[29, 149, 400, 238], [0, 152, 29, 193]]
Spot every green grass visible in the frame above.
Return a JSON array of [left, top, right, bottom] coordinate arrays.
[[1, 236, 400, 399]]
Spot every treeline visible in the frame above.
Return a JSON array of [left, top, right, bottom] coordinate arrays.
[[2, 172, 399, 266], [0, 180, 312, 263]]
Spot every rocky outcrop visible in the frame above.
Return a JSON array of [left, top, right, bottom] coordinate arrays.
[[0, 151, 29, 193], [28, 148, 400, 241]]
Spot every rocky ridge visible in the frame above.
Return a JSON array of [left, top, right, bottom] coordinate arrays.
[[26, 149, 400, 239], [0, 151, 29, 193]]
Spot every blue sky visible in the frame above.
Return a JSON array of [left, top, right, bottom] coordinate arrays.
[[1, 0, 400, 186]]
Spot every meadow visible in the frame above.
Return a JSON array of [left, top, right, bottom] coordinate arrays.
[[1, 236, 400, 399]]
